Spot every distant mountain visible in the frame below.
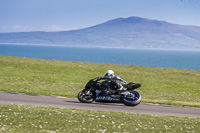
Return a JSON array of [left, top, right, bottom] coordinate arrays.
[[0, 16, 200, 50]]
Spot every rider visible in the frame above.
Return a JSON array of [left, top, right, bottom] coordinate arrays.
[[97, 70, 127, 91]]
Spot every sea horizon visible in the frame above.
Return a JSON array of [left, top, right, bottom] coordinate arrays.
[[1, 43, 200, 52]]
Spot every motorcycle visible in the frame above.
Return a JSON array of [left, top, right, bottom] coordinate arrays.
[[77, 77, 142, 106]]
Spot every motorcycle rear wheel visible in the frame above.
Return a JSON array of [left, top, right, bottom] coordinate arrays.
[[121, 91, 142, 106], [77, 89, 95, 103]]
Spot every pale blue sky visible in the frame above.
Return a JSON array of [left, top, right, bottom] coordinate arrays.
[[0, 0, 200, 33]]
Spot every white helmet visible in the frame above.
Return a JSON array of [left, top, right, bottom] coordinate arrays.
[[105, 70, 114, 76]]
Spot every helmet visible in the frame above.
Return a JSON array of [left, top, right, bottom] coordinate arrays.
[[105, 70, 114, 77]]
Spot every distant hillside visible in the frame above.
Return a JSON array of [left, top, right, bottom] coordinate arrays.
[[0, 16, 200, 50]]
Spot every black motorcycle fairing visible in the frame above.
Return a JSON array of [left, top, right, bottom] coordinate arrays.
[[95, 95, 121, 103], [85, 78, 101, 89]]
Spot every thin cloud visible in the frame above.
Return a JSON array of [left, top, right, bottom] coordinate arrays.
[[0, 25, 36, 32], [0, 25, 73, 33], [43, 25, 72, 31], [12, 25, 35, 30]]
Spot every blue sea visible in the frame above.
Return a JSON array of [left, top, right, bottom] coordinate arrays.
[[0, 44, 200, 70]]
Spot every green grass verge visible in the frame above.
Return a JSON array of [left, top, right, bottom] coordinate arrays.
[[0, 56, 200, 107], [0, 104, 199, 133]]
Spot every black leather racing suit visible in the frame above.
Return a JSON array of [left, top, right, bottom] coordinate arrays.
[[97, 75, 127, 91]]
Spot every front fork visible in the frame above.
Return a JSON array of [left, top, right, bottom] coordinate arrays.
[[84, 88, 96, 97]]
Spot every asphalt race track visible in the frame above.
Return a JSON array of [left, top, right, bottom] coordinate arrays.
[[0, 92, 199, 118]]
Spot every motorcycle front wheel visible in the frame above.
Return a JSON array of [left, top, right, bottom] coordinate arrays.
[[77, 89, 95, 103], [121, 91, 142, 106]]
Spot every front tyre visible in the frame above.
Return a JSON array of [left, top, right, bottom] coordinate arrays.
[[121, 91, 142, 106], [77, 89, 95, 103]]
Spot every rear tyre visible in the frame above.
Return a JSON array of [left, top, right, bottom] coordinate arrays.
[[121, 91, 142, 106], [77, 89, 95, 103]]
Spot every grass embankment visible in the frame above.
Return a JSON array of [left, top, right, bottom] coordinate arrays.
[[0, 56, 200, 107], [0, 104, 199, 133]]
